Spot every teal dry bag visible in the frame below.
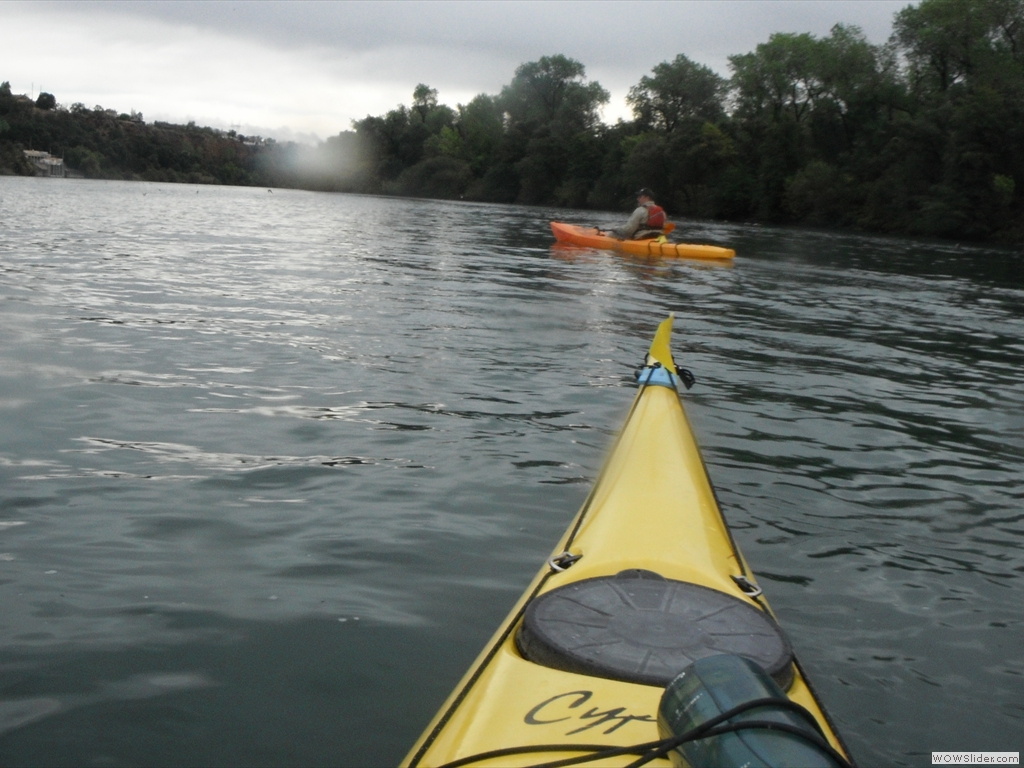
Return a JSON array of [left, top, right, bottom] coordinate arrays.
[[657, 654, 843, 768]]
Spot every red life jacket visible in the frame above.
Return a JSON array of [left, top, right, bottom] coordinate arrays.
[[644, 203, 666, 229]]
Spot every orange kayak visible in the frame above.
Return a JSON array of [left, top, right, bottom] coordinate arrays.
[[551, 221, 736, 260]]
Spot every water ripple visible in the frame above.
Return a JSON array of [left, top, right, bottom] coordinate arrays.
[[0, 178, 1022, 764]]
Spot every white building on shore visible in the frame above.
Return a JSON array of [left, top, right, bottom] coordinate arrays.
[[23, 150, 66, 177]]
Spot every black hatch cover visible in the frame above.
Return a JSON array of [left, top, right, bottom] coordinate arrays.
[[516, 569, 794, 689]]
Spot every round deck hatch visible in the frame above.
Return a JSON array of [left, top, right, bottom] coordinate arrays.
[[516, 570, 793, 689]]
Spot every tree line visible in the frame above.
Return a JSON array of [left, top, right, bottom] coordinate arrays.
[[0, 82, 278, 186], [2, 0, 1022, 244]]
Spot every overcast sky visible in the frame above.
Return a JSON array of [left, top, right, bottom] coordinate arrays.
[[2, 0, 909, 144]]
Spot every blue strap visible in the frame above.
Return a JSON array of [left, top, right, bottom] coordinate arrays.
[[637, 366, 678, 390]]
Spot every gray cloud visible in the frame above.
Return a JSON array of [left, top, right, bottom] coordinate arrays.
[[7, 1, 908, 140], [65, 1, 903, 61]]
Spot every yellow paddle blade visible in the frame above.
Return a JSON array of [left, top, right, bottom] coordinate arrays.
[[646, 314, 676, 374]]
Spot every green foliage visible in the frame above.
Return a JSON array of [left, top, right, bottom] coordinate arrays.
[[65, 146, 106, 177], [388, 156, 471, 199], [785, 160, 850, 224], [894, 0, 992, 94], [456, 95, 504, 175], [628, 54, 726, 132], [881, 0, 1024, 238], [494, 55, 610, 204], [730, 32, 823, 123], [412, 84, 438, 120], [994, 173, 1016, 205], [499, 55, 609, 131], [35, 92, 56, 110], [0, 141, 34, 175]]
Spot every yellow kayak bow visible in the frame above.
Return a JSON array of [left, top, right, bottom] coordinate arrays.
[[403, 316, 849, 768]]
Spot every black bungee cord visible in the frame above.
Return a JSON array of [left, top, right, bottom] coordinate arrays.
[[433, 696, 853, 768]]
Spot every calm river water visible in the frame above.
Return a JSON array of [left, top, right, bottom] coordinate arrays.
[[0, 177, 1021, 766]]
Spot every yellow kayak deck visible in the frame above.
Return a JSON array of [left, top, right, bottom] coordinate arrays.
[[403, 317, 846, 767], [550, 221, 736, 260]]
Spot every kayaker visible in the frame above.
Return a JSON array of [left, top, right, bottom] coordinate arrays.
[[605, 188, 667, 239]]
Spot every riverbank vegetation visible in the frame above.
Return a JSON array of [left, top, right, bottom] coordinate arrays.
[[2, 0, 1022, 244]]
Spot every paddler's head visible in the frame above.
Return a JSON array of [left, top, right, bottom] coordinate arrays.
[[636, 187, 654, 204]]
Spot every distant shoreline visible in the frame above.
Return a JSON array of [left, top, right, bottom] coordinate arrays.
[[4, 0, 1024, 248]]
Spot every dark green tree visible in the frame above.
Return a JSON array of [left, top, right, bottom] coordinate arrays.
[[728, 33, 826, 219], [455, 94, 503, 175], [627, 54, 726, 133], [885, 0, 1024, 237], [412, 84, 439, 120], [893, 0, 993, 93], [497, 55, 609, 204], [730, 32, 826, 124], [499, 55, 609, 130]]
